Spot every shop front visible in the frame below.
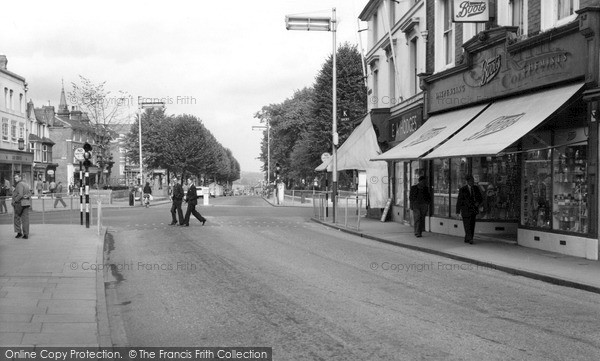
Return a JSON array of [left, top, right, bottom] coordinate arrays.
[[418, 19, 600, 259], [388, 106, 424, 224], [0, 149, 33, 187]]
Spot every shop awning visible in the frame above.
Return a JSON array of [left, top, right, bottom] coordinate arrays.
[[316, 114, 382, 172], [424, 82, 584, 159], [371, 104, 489, 161]]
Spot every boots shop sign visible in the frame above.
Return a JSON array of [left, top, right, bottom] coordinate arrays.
[[453, 1, 489, 22]]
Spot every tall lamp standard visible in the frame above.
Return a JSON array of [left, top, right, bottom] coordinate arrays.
[[252, 118, 270, 185], [285, 9, 338, 222], [137, 100, 165, 187]]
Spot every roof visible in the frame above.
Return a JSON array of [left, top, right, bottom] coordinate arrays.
[[358, 0, 381, 21]]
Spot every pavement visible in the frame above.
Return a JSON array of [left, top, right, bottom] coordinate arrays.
[[310, 216, 600, 295], [2, 196, 599, 348]]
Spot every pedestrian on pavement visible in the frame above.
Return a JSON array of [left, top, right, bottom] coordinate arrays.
[[12, 173, 31, 239], [182, 176, 206, 226], [53, 181, 67, 208], [409, 175, 431, 238], [456, 175, 483, 244], [36, 176, 43, 198], [49, 180, 56, 194], [170, 176, 184, 225], [143, 181, 152, 207], [0, 178, 8, 213]]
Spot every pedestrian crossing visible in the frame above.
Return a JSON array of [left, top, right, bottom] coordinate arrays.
[[109, 219, 312, 232]]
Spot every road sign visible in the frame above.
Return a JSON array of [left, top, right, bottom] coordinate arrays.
[[74, 148, 85, 161], [321, 152, 331, 163], [341, 109, 349, 122]]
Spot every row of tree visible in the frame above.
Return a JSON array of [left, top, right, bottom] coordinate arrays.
[[254, 43, 367, 189], [68, 76, 240, 186], [125, 109, 240, 185]]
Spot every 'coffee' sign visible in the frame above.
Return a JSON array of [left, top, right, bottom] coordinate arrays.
[[453, 0, 489, 23]]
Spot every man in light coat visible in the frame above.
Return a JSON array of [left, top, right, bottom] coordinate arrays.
[[12, 173, 31, 239]]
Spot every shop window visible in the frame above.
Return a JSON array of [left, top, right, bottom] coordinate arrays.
[[395, 162, 404, 207], [522, 142, 553, 229], [433, 159, 450, 217], [450, 157, 468, 219], [552, 129, 588, 233], [472, 155, 521, 221]]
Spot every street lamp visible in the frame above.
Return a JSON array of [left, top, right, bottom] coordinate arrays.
[[138, 100, 165, 187], [285, 8, 338, 222], [17, 138, 25, 151], [252, 118, 270, 185]]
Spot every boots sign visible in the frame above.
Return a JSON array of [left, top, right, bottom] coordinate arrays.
[[453, 0, 489, 23]]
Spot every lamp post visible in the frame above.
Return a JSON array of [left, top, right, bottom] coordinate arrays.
[[252, 118, 270, 185], [137, 100, 165, 188], [285, 8, 338, 222]]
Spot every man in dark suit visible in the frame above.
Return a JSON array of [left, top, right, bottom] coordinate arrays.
[[409, 175, 431, 238], [170, 176, 184, 225], [182, 176, 206, 226], [456, 175, 483, 244]]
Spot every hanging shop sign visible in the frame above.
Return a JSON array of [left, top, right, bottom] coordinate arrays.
[[453, 0, 489, 23]]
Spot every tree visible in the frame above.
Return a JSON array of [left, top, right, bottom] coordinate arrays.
[[255, 43, 367, 188], [69, 76, 130, 185]]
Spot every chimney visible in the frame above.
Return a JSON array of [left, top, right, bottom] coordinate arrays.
[[0, 55, 7, 70]]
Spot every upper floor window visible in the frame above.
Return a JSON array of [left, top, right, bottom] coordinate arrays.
[[443, 0, 453, 65], [3, 88, 7, 109], [435, 0, 455, 71], [541, 0, 579, 30], [9, 90, 13, 111], [372, 11, 379, 45], [11, 121, 17, 141], [42, 144, 48, 162], [19, 94, 23, 113], [19, 123, 24, 140], [1, 118, 8, 141]]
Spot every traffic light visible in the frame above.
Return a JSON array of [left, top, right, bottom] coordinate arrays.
[[275, 162, 281, 181], [83, 142, 92, 167]]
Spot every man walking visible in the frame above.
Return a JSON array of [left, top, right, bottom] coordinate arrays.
[[12, 173, 31, 239], [53, 181, 67, 208], [182, 176, 206, 226], [409, 175, 431, 238], [456, 175, 483, 244], [170, 177, 184, 225]]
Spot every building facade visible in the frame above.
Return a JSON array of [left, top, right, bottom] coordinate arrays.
[[367, 0, 600, 260], [0, 55, 33, 187], [29, 101, 57, 194], [46, 86, 98, 188], [359, 0, 428, 221]]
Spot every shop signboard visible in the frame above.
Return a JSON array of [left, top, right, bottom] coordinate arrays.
[[390, 107, 423, 144], [452, 0, 489, 23], [428, 28, 587, 113]]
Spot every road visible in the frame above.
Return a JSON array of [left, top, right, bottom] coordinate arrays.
[[101, 197, 599, 360]]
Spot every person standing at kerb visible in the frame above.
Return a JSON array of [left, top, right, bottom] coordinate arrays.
[[12, 173, 31, 239], [409, 176, 431, 238], [456, 175, 483, 244]]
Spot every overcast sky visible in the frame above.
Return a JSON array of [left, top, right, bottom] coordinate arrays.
[[0, 0, 369, 174]]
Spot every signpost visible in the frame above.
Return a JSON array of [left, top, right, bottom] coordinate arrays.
[[74, 147, 85, 226]]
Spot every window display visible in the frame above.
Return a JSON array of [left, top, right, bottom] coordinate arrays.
[[433, 159, 450, 217], [472, 155, 520, 220], [522, 149, 552, 228], [395, 162, 405, 207], [450, 158, 468, 219], [552, 129, 588, 234]]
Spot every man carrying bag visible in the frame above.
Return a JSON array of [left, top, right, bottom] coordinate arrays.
[[12, 173, 31, 239]]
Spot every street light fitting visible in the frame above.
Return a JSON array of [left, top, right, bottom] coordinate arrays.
[[285, 16, 331, 31]]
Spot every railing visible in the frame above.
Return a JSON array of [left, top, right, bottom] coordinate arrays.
[[311, 191, 366, 230], [0, 194, 104, 234]]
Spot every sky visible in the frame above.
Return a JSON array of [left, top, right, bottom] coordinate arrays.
[[0, 0, 369, 174]]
